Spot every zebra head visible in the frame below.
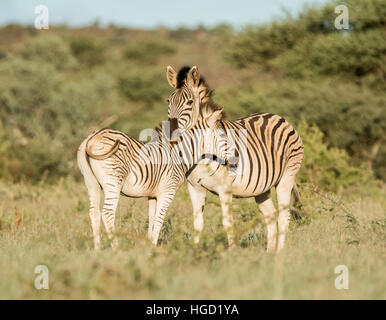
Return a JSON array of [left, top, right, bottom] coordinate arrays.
[[166, 65, 207, 141], [199, 107, 229, 165], [175, 105, 235, 169]]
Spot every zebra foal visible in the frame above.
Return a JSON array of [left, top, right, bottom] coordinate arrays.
[[77, 128, 185, 250]]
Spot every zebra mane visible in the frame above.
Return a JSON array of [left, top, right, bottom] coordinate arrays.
[[200, 100, 226, 121], [176, 66, 225, 121]]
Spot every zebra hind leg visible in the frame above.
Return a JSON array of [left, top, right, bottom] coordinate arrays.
[[276, 174, 296, 251], [255, 191, 277, 253], [148, 198, 157, 240], [219, 189, 234, 248], [151, 191, 176, 246], [101, 185, 121, 250], [188, 182, 207, 244], [88, 183, 102, 251]]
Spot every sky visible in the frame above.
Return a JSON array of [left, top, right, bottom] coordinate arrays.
[[0, 0, 328, 29]]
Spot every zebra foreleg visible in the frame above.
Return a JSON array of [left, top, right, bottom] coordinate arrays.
[[276, 174, 295, 251], [101, 187, 121, 250], [151, 192, 176, 246], [255, 191, 277, 253], [188, 182, 207, 244], [219, 189, 234, 248], [148, 198, 157, 240]]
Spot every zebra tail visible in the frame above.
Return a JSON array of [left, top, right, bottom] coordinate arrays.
[[77, 138, 101, 207], [86, 139, 120, 160]]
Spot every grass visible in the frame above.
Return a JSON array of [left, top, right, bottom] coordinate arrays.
[[0, 178, 384, 299]]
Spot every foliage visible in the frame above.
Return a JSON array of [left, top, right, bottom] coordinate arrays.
[[296, 120, 371, 192], [69, 36, 106, 67], [0, 0, 384, 185], [225, 21, 307, 68], [0, 50, 119, 182], [117, 68, 169, 104], [273, 29, 386, 78], [21, 34, 78, 70], [226, 0, 386, 68], [123, 40, 176, 64]]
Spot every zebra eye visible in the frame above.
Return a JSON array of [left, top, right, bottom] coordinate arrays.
[[186, 100, 193, 106], [167, 99, 170, 103]]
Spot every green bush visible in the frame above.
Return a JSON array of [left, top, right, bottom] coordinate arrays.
[[69, 36, 106, 67], [226, 0, 386, 69], [347, 0, 386, 31], [21, 34, 77, 71], [123, 40, 176, 64], [225, 21, 307, 68], [296, 120, 370, 192], [0, 3, 384, 187], [0, 52, 120, 181], [118, 69, 169, 104], [0, 57, 59, 128], [168, 27, 198, 42], [273, 29, 386, 78], [225, 1, 339, 68]]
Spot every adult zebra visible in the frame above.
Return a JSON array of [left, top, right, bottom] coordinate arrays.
[[166, 65, 304, 252], [77, 111, 228, 250]]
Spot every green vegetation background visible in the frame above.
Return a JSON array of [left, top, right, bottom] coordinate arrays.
[[0, 0, 384, 299], [0, 0, 384, 187]]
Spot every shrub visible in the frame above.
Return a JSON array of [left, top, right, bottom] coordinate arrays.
[[117, 69, 169, 104], [273, 29, 386, 78], [226, 0, 386, 69], [225, 21, 308, 68], [347, 0, 386, 31], [21, 34, 77, 71], [0, 53, 119, 182], [123, 40, 176, 64], [296, 120, 370, 192], [168, 27, 197, 42], [69, 36, 106, 67]]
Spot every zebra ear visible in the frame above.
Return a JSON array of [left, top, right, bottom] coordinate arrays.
[[207, 108, 223, 128], [187, 66, 200, 88], [166, 66, 177, 88]]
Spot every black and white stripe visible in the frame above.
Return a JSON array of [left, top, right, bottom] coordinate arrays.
[[77, 128, 185, 249], [77, 118, 228, 250]]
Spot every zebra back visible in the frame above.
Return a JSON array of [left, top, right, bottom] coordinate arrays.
[[221, 113, 303, 195], [85, 128, 185, 195]]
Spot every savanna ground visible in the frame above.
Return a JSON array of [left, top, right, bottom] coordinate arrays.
[[0, 179, 385, 299], [0, 0, 385, 299]]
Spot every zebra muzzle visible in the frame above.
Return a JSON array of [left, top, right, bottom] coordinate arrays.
[[168, 117, 181, 142]]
